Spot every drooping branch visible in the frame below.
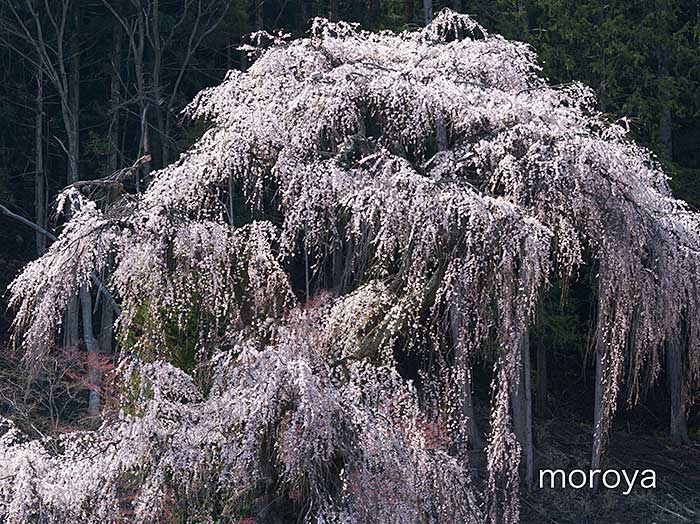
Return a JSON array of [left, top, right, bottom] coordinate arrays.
[[0, 203, 120, 316]]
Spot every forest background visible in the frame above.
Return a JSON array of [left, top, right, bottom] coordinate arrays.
[[2, 0, 700, 255]]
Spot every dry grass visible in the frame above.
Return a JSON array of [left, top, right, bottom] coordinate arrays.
[[519, 412, 700, 524]]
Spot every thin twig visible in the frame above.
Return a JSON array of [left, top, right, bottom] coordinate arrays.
[[651, 501, 690, 521]]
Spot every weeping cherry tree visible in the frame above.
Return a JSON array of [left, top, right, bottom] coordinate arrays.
[[2, 10, 700, 524]]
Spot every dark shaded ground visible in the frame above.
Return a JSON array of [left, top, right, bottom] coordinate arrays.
[[511, 370, 700, 524], [519, 410, 700, 524]]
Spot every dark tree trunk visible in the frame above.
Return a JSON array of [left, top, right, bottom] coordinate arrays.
[[109, 19, 122, 173], [536, 335, 547, 415], [34, 64, 45, 256], [667, 337, 690, 445], [423, 0, 432, 25], [462, 367, 482, 449], [511, 331, 534, 488], [130, 6, 151, 182], [64, 296, 80, 348], [80, 286, 101, 415], [100, 284, 114, 357], [67, 0, 80, 185], [152, 0, 167, 168], [436, 113, 448, 151], [591, 333, 605, 491], [63, 0, 82, 348], [449, 307, 483, 451], [332, 235, 346, 291]]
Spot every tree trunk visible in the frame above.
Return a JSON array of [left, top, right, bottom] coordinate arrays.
[[104, 0, 149, 177], [135, 9, 150, 182], [67, 0, 80, 185], [80, 286, 101, 415], [62, 1, 82, 347], [523, 334, 534, 485], [511, 331, 534, 488], [98, 297, 113, 412], [63, 296, 80, 348], [449, 308, 483, 451], [99, 269, 114, 358], [34, 64, 46, 256], [152, 0, 168, 168], [423, 0, 432, 25], [139, 104, 150, 188], [436, 113, 448, 151], [99, 307, 113, 357], [67, 122, 79, 184], [109, 19, 122, 173], [332, 235, 345, 291], [462, 367, 482, 449], [667, 336, 690, 445], [304, 225, 310, 301], [536, 335, 547, 415], [591, 333, 605, 490]]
